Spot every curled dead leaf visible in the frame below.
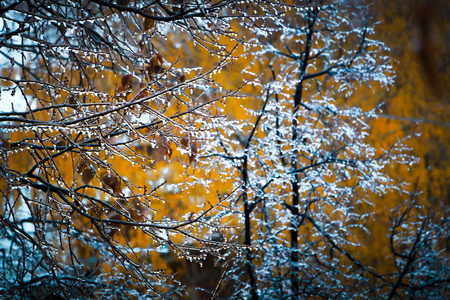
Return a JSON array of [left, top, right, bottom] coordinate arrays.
[[146, 53, 164, 77], [55, 139, 67, 147], [67, 95, 77, 104], [176, 72, 186, 83], [146, 135, 173, 163], [188, 142, 199, 165], [116, 0, 131, 6], [121, 74, 133, 90], [101, 171, 121, 194], [0, 139, 10, 149], [147, 145, 165, 162], [162, 137, 173, 159], [81, 167, 96, 185], [180, 136, 189, 148], [77, 157, 91, 174], [143, 8, 155, 31], [136, 82, 150, 99]]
